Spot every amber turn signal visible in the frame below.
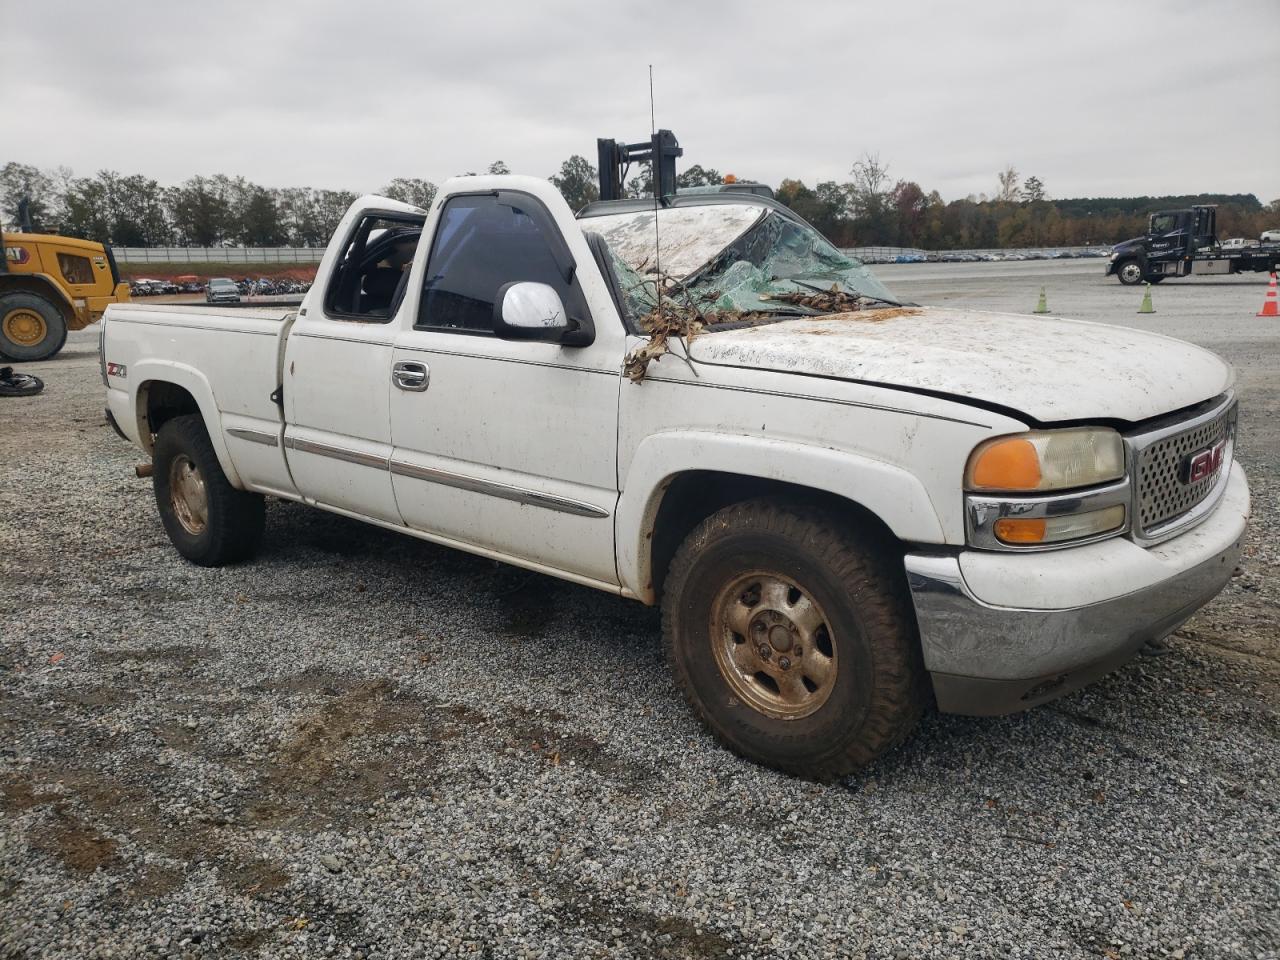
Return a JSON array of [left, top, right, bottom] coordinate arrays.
[[969, 438, 1042, 491], [993, 518, 1047, 543]]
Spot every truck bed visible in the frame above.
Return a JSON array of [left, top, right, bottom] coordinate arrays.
[[102, 302, 296, 497]]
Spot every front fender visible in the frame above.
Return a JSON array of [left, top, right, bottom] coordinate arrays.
[[129, 359, 244, 488], [616, 431, 946, 601]]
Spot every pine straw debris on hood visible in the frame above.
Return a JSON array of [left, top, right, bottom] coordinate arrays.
[[623, 280, 894, 383]]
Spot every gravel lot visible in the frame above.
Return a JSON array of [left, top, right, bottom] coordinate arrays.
[[2, 262, 1277, 959]]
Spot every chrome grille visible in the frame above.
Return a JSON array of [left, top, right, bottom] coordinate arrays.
[[1134, 403, 1235, 536]]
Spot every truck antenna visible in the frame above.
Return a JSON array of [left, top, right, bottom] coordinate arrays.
[[649, 65, 663, 322]]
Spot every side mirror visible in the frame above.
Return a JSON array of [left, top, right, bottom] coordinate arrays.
[[494, 282, 573, 342]]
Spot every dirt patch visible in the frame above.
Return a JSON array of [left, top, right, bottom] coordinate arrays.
[[506, 707, 651, 784], [242, 679, 453, 828], [39, 807, 118, 874], [1, 779, 60, 811], [550, 881, 742, 958], [807, 306, 922, 325], [95, 644, 210, 669], [225, 858, 290, 896]]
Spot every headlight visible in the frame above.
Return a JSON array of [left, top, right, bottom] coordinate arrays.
[[965, 427, 1129, 550], [965, 427, 1125, 493], [1109, 252, 1118, 261], [990, 504, 1127, 546]]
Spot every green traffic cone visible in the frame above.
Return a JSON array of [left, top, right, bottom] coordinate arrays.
[[1033, 287, 1049, 314], [1138, 283, 1155, 314]]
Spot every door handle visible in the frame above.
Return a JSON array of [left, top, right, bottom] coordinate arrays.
[[392, 360, 430, 392]]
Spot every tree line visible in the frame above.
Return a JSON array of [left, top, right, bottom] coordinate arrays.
[[2, 156, 1275, 250], [775, 158, 1276, 249]]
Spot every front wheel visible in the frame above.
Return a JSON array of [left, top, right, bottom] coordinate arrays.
[[661, 499, 926, 779], [153, 415, 265, 566], [1115, 259, 1145, 285]]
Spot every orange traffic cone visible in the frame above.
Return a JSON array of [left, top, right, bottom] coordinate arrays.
[[1259, 273, 1279, 317]]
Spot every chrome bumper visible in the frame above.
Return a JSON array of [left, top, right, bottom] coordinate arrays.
[[905, 467, 1247, 716]]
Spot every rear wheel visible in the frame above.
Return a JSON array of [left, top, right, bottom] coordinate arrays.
[[661, 499, 926, 779], [153, 415, 265, 566], [0, 292, 68, 361], [1115, 259, 1144, 285]]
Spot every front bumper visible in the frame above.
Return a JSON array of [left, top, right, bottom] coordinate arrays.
[[905, 462, 1249, 715]]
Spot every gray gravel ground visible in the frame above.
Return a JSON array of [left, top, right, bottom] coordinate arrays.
[[2, 262, 1277, 959]]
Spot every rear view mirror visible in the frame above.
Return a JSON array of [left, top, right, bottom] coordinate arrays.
[[494, 282, 572, 342]]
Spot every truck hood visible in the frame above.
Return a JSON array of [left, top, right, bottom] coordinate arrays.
[[685, 306, 1233, 424]]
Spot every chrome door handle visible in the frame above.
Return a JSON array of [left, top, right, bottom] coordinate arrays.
[[393, 360, 430, 391]]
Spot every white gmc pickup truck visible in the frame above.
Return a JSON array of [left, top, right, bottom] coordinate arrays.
[[101, 175, 1250, 778]]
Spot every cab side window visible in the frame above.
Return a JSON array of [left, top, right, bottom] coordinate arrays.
[[324, 214, 424, 321], [57, 253, 94, 285], [418, 193, 581, 333]]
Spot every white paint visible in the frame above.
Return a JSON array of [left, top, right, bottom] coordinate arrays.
[[688, 307, 1234, 423]]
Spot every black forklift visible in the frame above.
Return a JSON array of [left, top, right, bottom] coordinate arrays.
[[1106, 204, 1280, 284], [595, 130, 774, 201]]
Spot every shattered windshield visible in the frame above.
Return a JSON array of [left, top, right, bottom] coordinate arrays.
[[584, 202, 899, 327]]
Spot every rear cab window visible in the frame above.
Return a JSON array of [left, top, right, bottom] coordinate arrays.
[[324, 213, 425, 322]]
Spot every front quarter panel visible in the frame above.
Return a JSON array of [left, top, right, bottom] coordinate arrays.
[[615, 352, 1026, 599]]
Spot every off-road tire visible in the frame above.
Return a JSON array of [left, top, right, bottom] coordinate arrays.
[[1115, 259, 1144, 285], [153, 415, 264, 566], [0, 292, 67, 361], [661, 498, 927, 779]]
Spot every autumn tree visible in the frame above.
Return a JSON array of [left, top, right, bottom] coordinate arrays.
[[996, 165, 1021, 202]]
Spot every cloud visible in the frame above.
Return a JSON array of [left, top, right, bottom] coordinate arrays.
[[5, 0, 1278, 201]]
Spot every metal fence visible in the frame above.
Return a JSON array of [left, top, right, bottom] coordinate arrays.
[[843, 245, 1110, 264], [111, 246, 326, 264]]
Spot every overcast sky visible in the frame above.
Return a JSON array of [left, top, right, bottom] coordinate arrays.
[[5, 0, 1278, 202]]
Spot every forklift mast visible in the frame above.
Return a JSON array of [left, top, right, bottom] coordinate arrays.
[[596, 129, 683, 201]]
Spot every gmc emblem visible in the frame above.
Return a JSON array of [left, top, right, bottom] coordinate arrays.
[[1180, 439, 1226, 484]]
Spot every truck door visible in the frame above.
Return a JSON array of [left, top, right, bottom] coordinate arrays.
[[282, 208, 425, 524], [387, 187, 624, 588], [1145, 211, 1189, 277]]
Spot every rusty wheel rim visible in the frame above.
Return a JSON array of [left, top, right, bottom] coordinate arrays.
[[169, 454, 208, 536], [2, 308, 47, 347], [710, 572, 838, 720]]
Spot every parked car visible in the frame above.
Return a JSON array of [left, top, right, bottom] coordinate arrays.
[[1262, 229, 1280, 243], [101, 176, 1250, 778], [205, 278, 240, 303]]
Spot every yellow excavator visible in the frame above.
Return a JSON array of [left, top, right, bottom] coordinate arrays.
[[1, 228, 131, 361]]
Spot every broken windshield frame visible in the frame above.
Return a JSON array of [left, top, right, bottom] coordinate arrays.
[[579, 197, 902, 332]]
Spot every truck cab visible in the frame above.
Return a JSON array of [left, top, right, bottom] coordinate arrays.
[[1108, 204, 1279, 284]]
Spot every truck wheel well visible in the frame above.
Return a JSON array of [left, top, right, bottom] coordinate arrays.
[[648, 471, 903, 603], [139, 381, 201, 449], [0, 276, 74, 324]]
